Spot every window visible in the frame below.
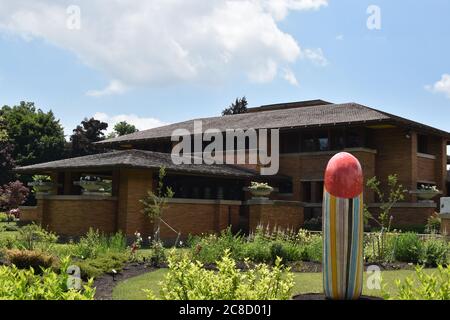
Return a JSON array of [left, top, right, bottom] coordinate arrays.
[[279, 180, 293, 194], [301, 131, 329, 152], [345, 130, 364, 148], [280, 131, 300, 154], [301, 181, 324, 203], [417, 135, 428, 154]]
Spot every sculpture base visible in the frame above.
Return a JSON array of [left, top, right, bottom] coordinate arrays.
[[292, 293, 383, 300]]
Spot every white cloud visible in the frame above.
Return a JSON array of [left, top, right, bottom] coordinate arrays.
[[302, 48, 328, 66], [93, 112, 168, 133], [282, 68, 299, 86], [0, 0, 328, 87], [426, 74, 450, 99], [86, 79, 128, 97]]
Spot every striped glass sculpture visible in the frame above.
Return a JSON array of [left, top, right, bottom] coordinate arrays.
[[323, 152, 364, 300]]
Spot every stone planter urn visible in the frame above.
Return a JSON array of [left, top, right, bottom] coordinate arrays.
[[28, 181, 55, 195], [74, 180, 110, 195], [248, 182, 273, 200], [410, 189, 442, 201]]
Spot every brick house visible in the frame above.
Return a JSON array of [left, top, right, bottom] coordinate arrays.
[[17, 100, 450, 240]]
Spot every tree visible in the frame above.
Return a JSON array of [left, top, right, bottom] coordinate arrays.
[[114, 121, 138, 136], [140, 167, 177, 244], [222, 97, 248, 116], [70, 118, 108, 157], [0, 116, 15, 185], [0, 102, 65, 166]]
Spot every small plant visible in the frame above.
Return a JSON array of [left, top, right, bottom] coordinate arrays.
[[15, 224, 58, 251], [418, 184, 440, 192], [387, 265, 450, 300], [5, 249, 56, 272], [420, 238, 449, 267], [147, 250, 294, 300], [130, 231, 143, 260], [80, 175, 102, 182], [425, 213, 441, 234], [76, 251, 130, 280], [140, 166, 177, 243], [149, 238, 166, 266], [392, 232, 423, 263], [248, 182, 273, 192], [75, 228, 127, 259], [0, 212, 9, 222]]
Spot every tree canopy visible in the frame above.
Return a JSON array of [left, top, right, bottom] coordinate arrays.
[[0, 102, 65, 167], [114, 121, 138, 136], [222, 97, 248, 116], [70, 117, 108, 157], [0, 116, 15, 186]]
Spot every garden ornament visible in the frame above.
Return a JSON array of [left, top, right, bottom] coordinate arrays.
[[323, 152, 364, 300]]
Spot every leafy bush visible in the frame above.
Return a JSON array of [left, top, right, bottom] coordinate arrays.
[[388, 265, 450, 300], [15, 224, 58, 251], [0, 257, 94, 300], [420, 238, 449, 267], [302, 234, 323, 262], [76, 251, 130, 280], [5, 249, 56, 272], [74, 228, 127, 259], [0, 212, 8, 222], [364, 232, 396, 263], [0, 181, 29, 211], [392, 232, 423, 263], [190, 228, 244, 264], [148, 250, 294, 300], [425, 213, 441, 234]]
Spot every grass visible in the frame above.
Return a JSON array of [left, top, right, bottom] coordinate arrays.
[[112, 268, 439, 300]]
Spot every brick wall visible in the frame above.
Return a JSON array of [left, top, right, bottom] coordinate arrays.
[[367, 204, 436, 229], [417, 155, 436, 182], [19, 206, 40, 223], [37, 196, 117, 236], [247, 200, 304, 233]]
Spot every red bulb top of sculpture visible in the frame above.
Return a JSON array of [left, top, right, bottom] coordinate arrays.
[[324, 152, 363, 199]]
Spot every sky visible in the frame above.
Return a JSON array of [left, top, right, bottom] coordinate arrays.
[[0, 0, 449, 153]]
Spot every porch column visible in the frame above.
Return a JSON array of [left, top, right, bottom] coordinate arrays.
[[116, 168, 154, 237]]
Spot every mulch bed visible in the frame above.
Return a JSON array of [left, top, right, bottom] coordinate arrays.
[[94, 262, 158, 300]]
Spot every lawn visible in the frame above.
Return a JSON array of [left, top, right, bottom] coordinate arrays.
[[112, 268, 438, 300]]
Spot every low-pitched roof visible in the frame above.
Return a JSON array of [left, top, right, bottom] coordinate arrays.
[[97, 102, 450, 146], [14, 149, 260, 179]]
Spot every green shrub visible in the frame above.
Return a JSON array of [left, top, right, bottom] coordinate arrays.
[[5, 249, 56, 272], [0, 257, 95, 300], [420, 238, 449, 267], [0, 212, 9, 222], [190, 228, 244, 264], [4, 224, 19, 232], [241, 238, 271, 263], [74, 228, 127, 259], [387, 265, 450, 300], [15, 224, 58, 251], [393, 232, 423, 263], [148, 250, 294, 300], [76, 251, 130, 280]]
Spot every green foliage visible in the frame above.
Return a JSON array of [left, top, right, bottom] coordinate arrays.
[[140, 167, 175, 241], [70, 117, 108, 157], [425, 213, 441, 234], [364, 174, 406, 229], [149, 239, 166, 266], [0, 256, 95, 300], [0, 115, 15, 185], [148, 250, 294, 300], [0, 212, 9, 222], [420, 238, 449, 267], [73, 228, 127, 259], [0, 181, 30, 211], [388, 265, 450, 300], [393, 232, 423, 263], [364, 232, 396, 263], [76, 251, 130, 280], [15, 224, 58, 251], [114, 121, 138, 136], [5, 249, 56, 272], [0, 102, 65, 167], [222, 97, 248, 116]]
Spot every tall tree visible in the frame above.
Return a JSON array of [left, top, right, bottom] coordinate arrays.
[[222, 97, 248, 116], [0, 102, 65, 167], [0, 116, 15, 186], [70, 118, 108, 157], [114, 121, 138, 136]]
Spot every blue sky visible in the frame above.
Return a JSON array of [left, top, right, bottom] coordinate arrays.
[[0, 0, 449, 146]]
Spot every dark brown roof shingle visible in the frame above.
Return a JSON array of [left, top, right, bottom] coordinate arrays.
[[14, 149, 259, 178], [97, 102, 450, 146]]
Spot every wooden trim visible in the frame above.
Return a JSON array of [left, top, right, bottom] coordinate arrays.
[[417, 152, 436, 160]]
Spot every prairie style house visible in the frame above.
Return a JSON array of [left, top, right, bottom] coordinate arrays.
[[17, 100, 450, 240]]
